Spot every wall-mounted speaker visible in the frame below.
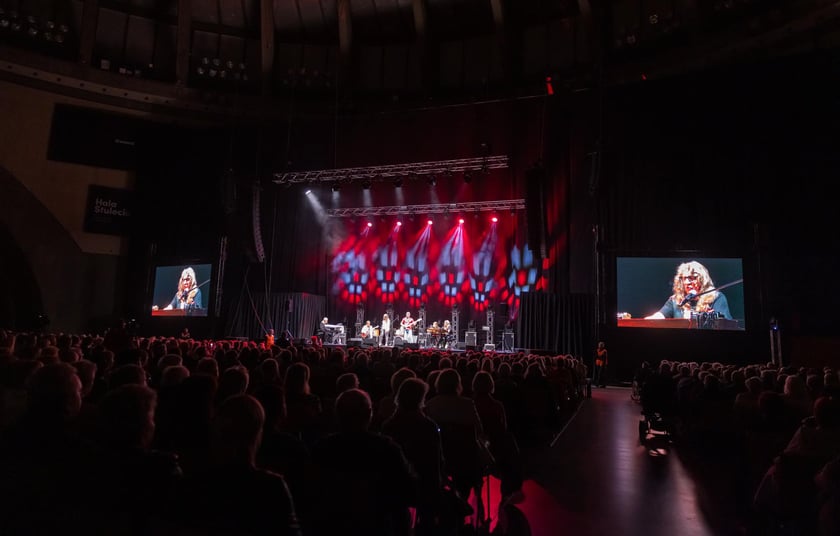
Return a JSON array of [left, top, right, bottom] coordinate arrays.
[[525, 164, 547, 259], [48, 104, 146, 170], [251, 183, 265, 263]]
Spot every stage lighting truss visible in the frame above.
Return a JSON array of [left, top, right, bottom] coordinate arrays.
[[325, 199, 525, 218], [272, 155, 508, 186]]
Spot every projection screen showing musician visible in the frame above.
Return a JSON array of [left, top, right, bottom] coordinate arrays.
[[616, 257, 745, 330], [150, 263, 212, 317]]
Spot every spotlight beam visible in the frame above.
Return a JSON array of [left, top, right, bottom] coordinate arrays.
[[325, 199, 525, 218]]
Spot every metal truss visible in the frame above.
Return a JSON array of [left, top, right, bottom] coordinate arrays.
[[273, 155, 509, 185], [325, 199, 525, 218]]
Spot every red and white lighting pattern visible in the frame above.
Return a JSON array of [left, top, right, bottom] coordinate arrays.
[[329, 219, 546, 314]]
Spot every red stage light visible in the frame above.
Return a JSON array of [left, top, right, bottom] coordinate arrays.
[[458, 218, 465, 224], [396, 221, 402, 227], [491, 216, 498, 223], [427, 220, 433, 226], [366, 222, 373, 228]]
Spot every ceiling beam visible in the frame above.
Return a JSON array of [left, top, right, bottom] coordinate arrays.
[[260, 0, 275, 96], [605, 0, 840, 86], [175, 0, 191, 87]]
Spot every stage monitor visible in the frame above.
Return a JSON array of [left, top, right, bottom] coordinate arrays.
[[616, 256, 745, 331], [150, 263, 212, 317]]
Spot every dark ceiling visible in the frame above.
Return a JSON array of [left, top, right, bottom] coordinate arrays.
[[0, 0, 839, 116]]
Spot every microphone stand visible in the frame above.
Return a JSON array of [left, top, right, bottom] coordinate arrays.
[[680, 278, 743, 307], [179, 278, 212, 310]]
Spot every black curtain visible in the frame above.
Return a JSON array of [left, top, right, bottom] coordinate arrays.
[[517, 293, 594, 358], [226, 291, 325, 341]]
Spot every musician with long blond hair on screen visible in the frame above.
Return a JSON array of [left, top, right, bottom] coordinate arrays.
[[644, 260, 732, 320], [152, 266, 202, 311]]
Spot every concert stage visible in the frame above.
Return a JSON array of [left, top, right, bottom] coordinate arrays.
[[321, 342, 523, 354]]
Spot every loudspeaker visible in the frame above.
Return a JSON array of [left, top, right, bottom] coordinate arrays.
[[347, 338, 362, 348], [455, 342, 466, 350], [525, 164, 547, 258], [405, 342, 419, 350], [483, 344, 496, 352], [361, 337, 375, 347], [251, 182, 265, 263], [393, 337, 405, 347], [465, 331, 477, 346], [48, 104, 145, 170]]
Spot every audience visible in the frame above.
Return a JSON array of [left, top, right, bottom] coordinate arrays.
[[0, 328, 592, 535]]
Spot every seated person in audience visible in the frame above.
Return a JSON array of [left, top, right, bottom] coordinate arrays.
[[373, 367, 417, 431], [783, 396, 840, 464], [311, 389, 417, 536], [336, 372, 360, 393], [97, 384, 182, 530], [178, 395, 302, 536], [0, 364, 106, 534], [283, 362, 324, 447], [426, 368, 490, 516], [382, 378, 447, 534], [472, 371, 523, 503], [816, 454, 840, 536]]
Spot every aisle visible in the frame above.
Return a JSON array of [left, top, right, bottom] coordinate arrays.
[[507, 387, 722, 536]]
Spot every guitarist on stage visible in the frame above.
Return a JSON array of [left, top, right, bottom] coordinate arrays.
[[360, 321, 375, 339], [400, 311, 420, 343]]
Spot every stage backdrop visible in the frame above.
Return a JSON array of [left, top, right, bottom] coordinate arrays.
[[226, 292, 325, 342], [517, 293, 594, 358]]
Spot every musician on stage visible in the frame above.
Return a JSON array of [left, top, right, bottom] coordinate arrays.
[[441, 320, 453, 349], [361, 320, 375, 339], [380, 313, 391, 346], [428, 321, 441, 347], [316, 317, 329, 343], [400, 311, 418, 343]]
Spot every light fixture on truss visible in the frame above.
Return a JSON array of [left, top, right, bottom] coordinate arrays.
[[325, 199, 525, 218], [273, 155, 509, 186]]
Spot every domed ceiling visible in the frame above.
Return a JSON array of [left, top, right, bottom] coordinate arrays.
[[0, 0, 838, 116]]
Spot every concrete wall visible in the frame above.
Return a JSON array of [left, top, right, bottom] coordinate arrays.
[[0, 80, 151, 331]]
